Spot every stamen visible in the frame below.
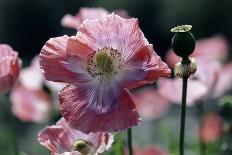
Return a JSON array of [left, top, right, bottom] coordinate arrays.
[[86, 47, 124, 80], [73, 139, 92, 155]]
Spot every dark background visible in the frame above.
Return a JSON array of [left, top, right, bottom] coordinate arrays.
[[0, 0, 231, 66]]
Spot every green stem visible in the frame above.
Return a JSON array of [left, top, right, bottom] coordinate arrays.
[[127, 128, 133, 155], [179, 77, 188, 155]]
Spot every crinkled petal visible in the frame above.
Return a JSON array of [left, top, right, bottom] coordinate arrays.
[[119, 45, 170, 89], [0, 44, 20, 94], [77, 13, 149, 60], [59, 84, 141, 133], [40, 36, 93, 83], [38, 125, 72, 154]]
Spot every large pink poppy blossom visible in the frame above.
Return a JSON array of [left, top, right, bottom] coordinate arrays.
[[40, 14, 170, 133], [200, 113, 223, 144], [38, 117, 113, 155], [61, 7, 109, 30], [125, 145, 168, 155], [0, 44, 20, 95], [132, 87, 170, 120], [10, 85, 51, 123], [166, 35, 229, 68]]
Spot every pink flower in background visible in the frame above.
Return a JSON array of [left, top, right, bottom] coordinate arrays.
[[19, 56, 44, 90], [0, 44, 20, 95], [157, 77, 208, 106], [125, 145, 168, 155], [38, 117, 113, 155], [61, 7, 130, 30], [200, 113, 223, 144], [40, 14, 170, 133], [166, 35, 229, 68], [158, 57, 232, 106], [61, 7, 109, 30], [213, 63, 232, 98], [10, 85, 51, 123], [132, 87, 170, 120]]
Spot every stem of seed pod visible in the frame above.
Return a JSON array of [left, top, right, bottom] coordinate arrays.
[[179, 76, 188, 155], [127, 128, 133, 155]]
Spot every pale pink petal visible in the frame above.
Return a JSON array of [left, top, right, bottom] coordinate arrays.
[[213, 63, 232, 97], [158, 78, 208, 106], [10, 85, 51, 123], [0, 44, 20, 94], [77, 14, 149, 58], [200, 113, 223, 144], [119, 45, 171, 89], [38, 117, 113, 155], [19, 66, 43, 90], [38, 125, 72, 153], [132, 87, 170, 120], [61, 7, 109, 30], [40, 35, 93, 83], [61, 14, 81, 30], [60, 85, 141, 133]]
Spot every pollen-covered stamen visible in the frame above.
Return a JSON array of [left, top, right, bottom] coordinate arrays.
[[72, 139, 94, 155], [86, 47, 124, 79]]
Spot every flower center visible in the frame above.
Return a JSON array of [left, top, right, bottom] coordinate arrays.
[[86, 47, 123, 80], [72, 139, 94, 155]]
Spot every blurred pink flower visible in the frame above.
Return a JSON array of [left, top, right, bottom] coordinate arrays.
[[40, 14, 170, 133], [10, 85, 51, 123], [0, 44, 20, 95], [157, 77, 208, 106], [125, 145, 168, 155], [158, 56, 232, 106], [213, 63, 232, 98], [38, 117, 113, 155], [61, 7, 109, 30], [200, 113, 223, 144], [166, 35, 229, 68], [61, 7, 130, 30], [19, 56, 44, 90], [132, 87, 170, 120]]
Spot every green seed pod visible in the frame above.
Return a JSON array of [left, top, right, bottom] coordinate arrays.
[[171, 25, 195, 59]]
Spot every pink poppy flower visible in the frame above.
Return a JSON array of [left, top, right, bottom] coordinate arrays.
[[10, 85, 51, 123], [40, 14, 170, 133], [157, 77, 208, 106], [132, 87, 170, 120], [166, 35, 229, 68], [200, 113, 223, 144], [213, 63, 232, 98], [0, 44, 20, 95], [157, 57, 222, 106], [61, 7, 109, 30], [125, 145, 168, 155], [19, 56, 44, 90], [38, 117, 113, 155]]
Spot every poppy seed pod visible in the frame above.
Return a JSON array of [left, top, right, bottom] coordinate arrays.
[[171, 25, 195, 59]]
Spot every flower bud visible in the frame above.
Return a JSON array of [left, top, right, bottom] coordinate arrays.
[[171, 25, 195, 59]]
